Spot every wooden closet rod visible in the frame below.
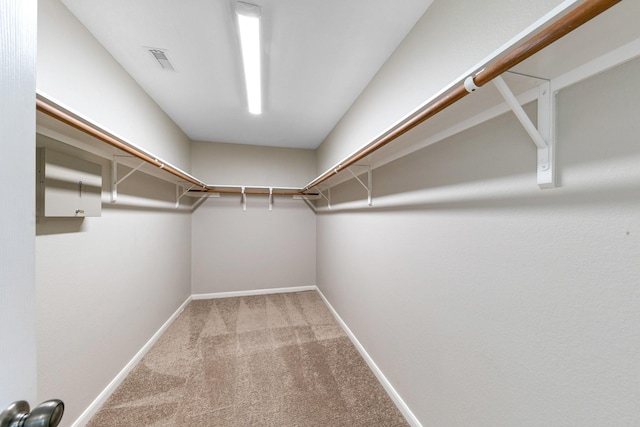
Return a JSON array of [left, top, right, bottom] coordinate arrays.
[[190, 188, 314, 196], [302, 0, 621, 193], [36, 97, 208, 189]]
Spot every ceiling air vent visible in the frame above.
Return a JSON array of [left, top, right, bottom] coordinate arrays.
[[147, 48, 175, 71]]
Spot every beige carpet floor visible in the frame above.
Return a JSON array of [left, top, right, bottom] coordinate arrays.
[[87, 291, 409, 426]]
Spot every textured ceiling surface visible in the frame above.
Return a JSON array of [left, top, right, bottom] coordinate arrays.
[[60, 0, 433, 149]]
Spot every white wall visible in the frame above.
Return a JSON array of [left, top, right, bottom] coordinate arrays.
[[35, 144, 192, 426], [317, 58, 640, 425], [37, 0, 191, 171], [0, 0, 38, 409], [317, 0, 564, 173], [31, 1, 638, 426], [191, 141, 317, 188], [36, 1, 193, 425], [191, 142, 316, 294]]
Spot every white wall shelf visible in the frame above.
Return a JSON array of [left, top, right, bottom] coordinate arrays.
[[36, 94, 314, 210], [306, 0, 640, 207], [36, 94, 204, 192]]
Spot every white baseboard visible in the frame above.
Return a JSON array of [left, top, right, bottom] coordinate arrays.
[[315, 288, 423, 427], [192, 285, 317, 300], [71, 295, 192, 427]]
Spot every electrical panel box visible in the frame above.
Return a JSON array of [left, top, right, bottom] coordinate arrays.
[[36, 148, 102, 217]]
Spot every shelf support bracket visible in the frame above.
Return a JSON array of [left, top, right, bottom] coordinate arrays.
[[493, 75, 555, 188], [269, 187, 273, 211], [347, 165, 373, 206], [315, 187, 331, 210], [241, 186, 247, 211], [175, 184, 195, 208], [111, 157, 146, 203], [297, 195, 318, 213]]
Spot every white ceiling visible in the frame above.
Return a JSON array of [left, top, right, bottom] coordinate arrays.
[[59, 0, 433, 149]]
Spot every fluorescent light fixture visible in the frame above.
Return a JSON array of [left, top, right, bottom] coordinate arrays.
[[236, 2, 262, 115]]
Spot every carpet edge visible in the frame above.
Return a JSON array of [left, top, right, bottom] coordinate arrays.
[[74, 285, 421, 427], [191, 285, 317, 300], [315, 288, 423, 427], [71, 295, 193, 427]]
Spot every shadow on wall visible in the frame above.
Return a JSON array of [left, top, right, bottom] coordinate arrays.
[[36, 217, 85, 236], [317, 179, 640, 215]]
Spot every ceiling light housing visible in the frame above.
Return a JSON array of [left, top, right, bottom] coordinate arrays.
[[235, 2, 262, 115]]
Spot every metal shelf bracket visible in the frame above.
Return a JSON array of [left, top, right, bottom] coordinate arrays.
[[176, 184, 195, 208], [269, 187, 273, 211], [493, 75, 555, 188], [111, 156, 146, 203], [347, 165, 373, 206], [241, 186, 247, 211], [316, 187, 331, 210]]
